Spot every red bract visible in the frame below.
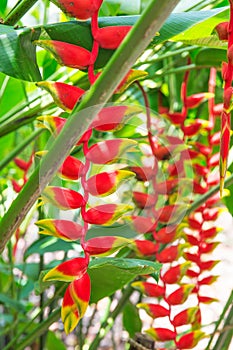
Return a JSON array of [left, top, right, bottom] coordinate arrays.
[[133, 191, 156, 209], [198, 296, 218, 304], [215, 21, 229, 41], [172, 307, 199, 327], [11, 179, 22, 193], [129, 166, 156, 181], [86, 170, 134, 197], [37, 115, 66, 135], [134, 240, 158, 256], [131, 281, 165, 298], [37, 81, 85, 111], [54, 0, 103, 20], [59, 156, 84, 180], [83, 236, 130, 256], [35, 219, 84, 241], [176, 331, 205, 349], [83, 204, 133, 226], [153, 225, 177, 244], [156, 205, 182, 224], [154, 179, 178, 194], [126, 216, 156, 234], [185, 93, 213, 109], [62, 273, 91, 334], [188, 217, 202, 230], [42, 186, 85, 210], [14, 157, 32, 171], [34, 40, 92, 69], [91, 106, 133, 132], [94, 26, 132, 49], [146, 328, 176, 341], [166, 284, 195, 305], [43, 257, 89, 282], [137, 303, 169, 318], [162, 262, 191, 284], [198, 260, 220, 271], [200, 227, 219, 240], [199, 242, 220, 254], [86, 138, 137, 164], [198, 275, 218, 285]]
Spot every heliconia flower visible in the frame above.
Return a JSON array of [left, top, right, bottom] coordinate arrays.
[[93, 26, 132, 49], [124, 216, 156, 234], [53, 0, 103, 20], [11, 179, 23, 193], [82, 236, 131, 256], [176, 331, 206, 349], [184, 252, 200, 264], [156, 205, 185, 224], [86, 170, 134, 197], [86, 138, 137, 164], [215, 21, 229, 41], [198, 260, 220, 271], [166, 111, 186, 125], [59, 156, 85, 180], [14, 157, 32, 171], [145, 328, 176, 342], [34, 40, 92, 69], [202, 208, 220, 221], [162, 262, 191, 284], [154, 179, 178, 194], [131, 281, 165, 298], [220, 110, 231, 194], [185, 93, 214, 109], [188, 217, 202, 230], [166, 284, 195, 305], [35, 219, 84, 241], [186, 269, 199, 278], [137, 303, 169, 318], [200, 227, 220, 240], [198, 295, 218, 304], [153, 225, 177, 244], [115, 69, 148, 94], [133, 240, 158, 256], [62, 273, 91, 334], [193, 163, 209, 177], [36, 81, 85, 111], [43, 256, 89, 282], [83, 204, 133, 226], [156, 244, 185, 263], [91, 105, 140, 132], [42, 186, 85, 210], [198, 275, 218, 285], [182, 121, 203, 137], [133, 191, 156, 209], [129, 166, 156, 182], [172, 307, 199, 327], [185, 234, 199, 246], [199, 242, 220, 254], [208, 152, 219, 167], [37, 115, 66, 135]]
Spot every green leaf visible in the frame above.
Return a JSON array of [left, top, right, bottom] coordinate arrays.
[[195, 48, 227, 67], [46, 331, 66, 350], [0, 25, 41, 81], [86, 223, 137, 240], [24, 236, 80, 258], [88, 258, 161, 303], [0, 293, 28, 312], [123, 301, 142, 337]]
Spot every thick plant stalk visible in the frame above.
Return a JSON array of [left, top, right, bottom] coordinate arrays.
[[0, 0, 181, 253], [4, 0, 39, 25]]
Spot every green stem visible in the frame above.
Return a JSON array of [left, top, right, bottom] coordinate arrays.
[[16, 308, 61, 350], [0, 129, 44, 172], [212, 301, 233, 350], [206, 290, 233, 350], [0, 0, 180, 253], [88, 286, 134, 350], [4, 0, 39, 26]]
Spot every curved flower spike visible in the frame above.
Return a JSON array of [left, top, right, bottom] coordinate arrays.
[[86, 138, 137, 164], [62, 273, 91, 334], [53, 0, 103, 20], [172, 307, 199, 327], [34, 40, 92, 69], [86, 170, 134, 197], [83, 236, 131, 256], [35, 219, 84, 241], [83, 204, 133, 226], [131, 281, 165, 298], [176, 331, 206, 349], [91, 105, 140, 132], [42, 186, 85, 210], [43, 256, 89, 282], [59, 156, 85, 181], [36, 81, 85, 111], [94, 26, 132, 49], [137, 303, 169, 318], [145, 328, 176, 342]]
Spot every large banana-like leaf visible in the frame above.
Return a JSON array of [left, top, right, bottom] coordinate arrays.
[[0, 7, 228, 82]]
